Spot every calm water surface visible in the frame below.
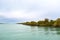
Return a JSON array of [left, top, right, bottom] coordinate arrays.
[[0, 24, 60, 40]]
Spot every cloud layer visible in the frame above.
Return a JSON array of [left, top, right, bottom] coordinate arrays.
[[0, 0, 60, 23]]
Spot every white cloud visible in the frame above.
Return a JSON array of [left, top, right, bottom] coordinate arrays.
[[0, 0, 60, 22], [0, 10, 48, 19]]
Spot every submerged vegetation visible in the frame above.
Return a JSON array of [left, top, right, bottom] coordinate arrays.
[[18, 18, 60, 27]]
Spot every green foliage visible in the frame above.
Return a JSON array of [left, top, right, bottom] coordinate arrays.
[[53, 18, 60, 27], [49, 20, 55, 26], [44, 18, 49, 23], [37, 21, 45, 26], [30, 21, 37, 26], [25, 21, 37, 26], [22, 18, 60, 27]]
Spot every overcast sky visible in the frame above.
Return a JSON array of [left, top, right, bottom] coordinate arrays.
[[0, 0, 60, 23]]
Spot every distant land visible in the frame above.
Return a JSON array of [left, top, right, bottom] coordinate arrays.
[[0, 23, 5, 24], [17, 18, 60, 27]]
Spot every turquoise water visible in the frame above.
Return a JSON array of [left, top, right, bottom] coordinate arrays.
[[0, 24, 60, 40]]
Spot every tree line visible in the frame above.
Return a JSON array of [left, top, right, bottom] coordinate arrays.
[[18, 18, 60, 27]]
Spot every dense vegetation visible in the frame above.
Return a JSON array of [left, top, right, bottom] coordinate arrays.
[[18, 18, 60, 27]]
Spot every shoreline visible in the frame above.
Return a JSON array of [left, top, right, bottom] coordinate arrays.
[[17, 18, 60, 27]]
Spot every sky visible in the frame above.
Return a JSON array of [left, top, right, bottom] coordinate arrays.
[[0, 0, 60, 23]]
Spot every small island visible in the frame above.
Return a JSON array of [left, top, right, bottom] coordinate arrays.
[[17, 18, 60, 27]]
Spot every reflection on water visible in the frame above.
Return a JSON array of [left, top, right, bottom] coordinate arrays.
[[30, 26, 60, 35], [55, 28, 60, 35], [0, 24, 60, 40]]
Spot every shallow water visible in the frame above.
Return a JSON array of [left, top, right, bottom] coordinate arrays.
[[0, 24, 60, 40]]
